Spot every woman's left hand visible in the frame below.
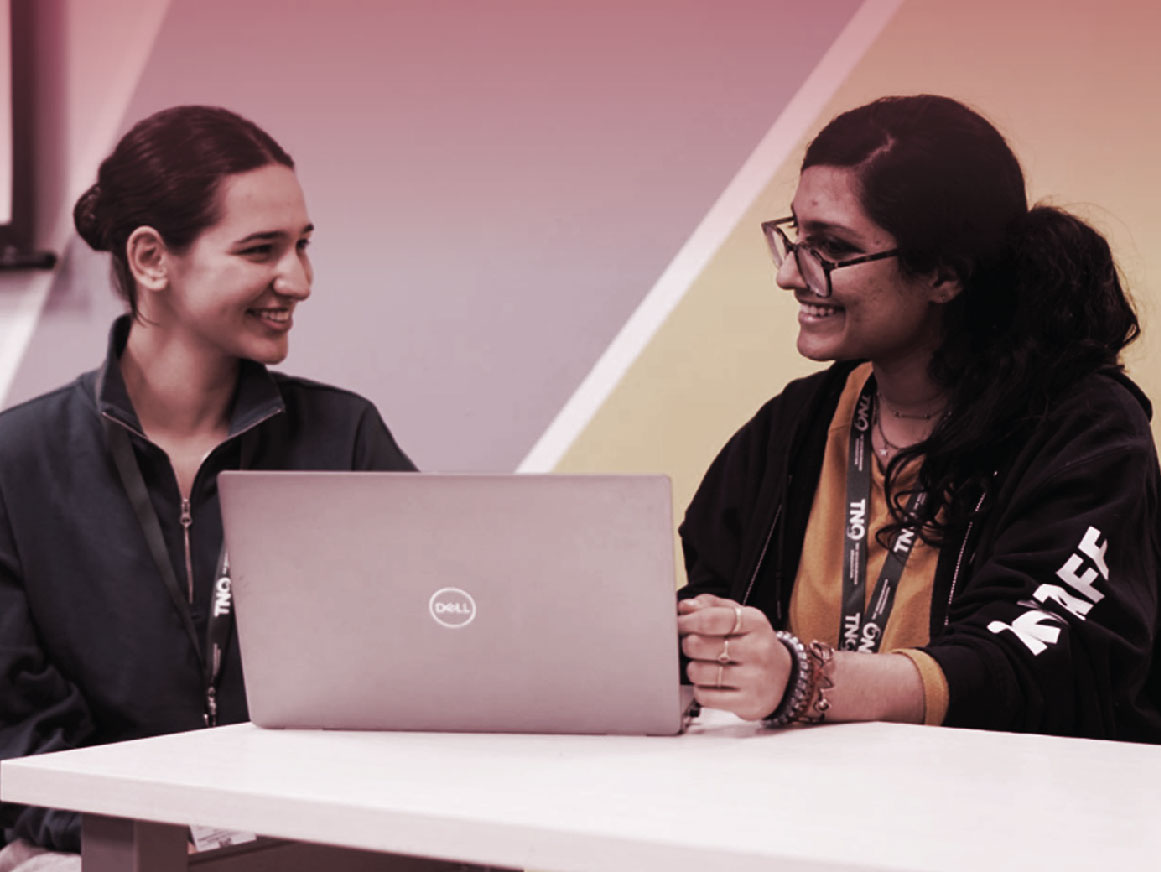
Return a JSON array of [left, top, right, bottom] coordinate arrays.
[[677, 594, 791, 721]]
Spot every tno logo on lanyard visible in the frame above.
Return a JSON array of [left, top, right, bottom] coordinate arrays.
[[213, 573, 233, 617]]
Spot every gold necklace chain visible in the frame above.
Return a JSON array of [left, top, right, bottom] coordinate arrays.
[[878, 395, 941, 420], [872, 401, 902, 457]]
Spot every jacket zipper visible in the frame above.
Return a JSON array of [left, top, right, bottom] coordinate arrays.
[[103, 411, 198, 606], [180, 497, 194, 603], [943, 489, 988, 629], [177, 408, 279, 609], [742, 504, 781, 608]]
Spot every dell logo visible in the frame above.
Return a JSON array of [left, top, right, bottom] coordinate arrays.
[[429, 587, 477, 628]]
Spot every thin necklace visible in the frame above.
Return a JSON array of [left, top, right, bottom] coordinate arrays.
[[872, 401, 902, 457], [878, 393, 942, 421]]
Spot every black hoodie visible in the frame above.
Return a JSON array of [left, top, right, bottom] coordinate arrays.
[[0, 317, 414, 850], [680, 361, 1161, 742]]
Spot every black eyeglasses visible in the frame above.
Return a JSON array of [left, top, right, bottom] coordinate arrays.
[[760, 216, 901, 298]]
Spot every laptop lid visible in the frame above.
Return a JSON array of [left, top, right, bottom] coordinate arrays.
[[218, 471, 687, 735]]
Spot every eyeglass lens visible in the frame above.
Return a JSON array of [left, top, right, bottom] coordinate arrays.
[[772, 227, 828, 297]]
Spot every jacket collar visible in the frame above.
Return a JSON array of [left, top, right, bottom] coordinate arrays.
[[1101, 364, 1153, 420], [94, 314, 285, 438]]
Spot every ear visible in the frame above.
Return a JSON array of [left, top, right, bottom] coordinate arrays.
[[125, 226, 169, 293], [928, 266, 963, 304]]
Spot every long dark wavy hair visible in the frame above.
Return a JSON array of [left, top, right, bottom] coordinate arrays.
[[802, 95, 1140, 542]]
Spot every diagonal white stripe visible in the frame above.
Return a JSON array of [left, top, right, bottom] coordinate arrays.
[[0, 0, 172, 409], [0, 277, 57, 406], [517, 0, 904, 473]]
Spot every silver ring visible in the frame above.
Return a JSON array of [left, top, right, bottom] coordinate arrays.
[[731, 603, 744, 635], [717, 638, 731, 664], [715, 664, 724, 688]]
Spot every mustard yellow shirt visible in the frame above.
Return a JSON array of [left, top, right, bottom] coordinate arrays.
[[788, 363, 948, 724]]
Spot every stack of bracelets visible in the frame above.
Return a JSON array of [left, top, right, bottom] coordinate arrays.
[[763, 631, 836, 727]]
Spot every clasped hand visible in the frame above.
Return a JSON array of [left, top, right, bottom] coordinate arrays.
[[677, 594, 791, 721]]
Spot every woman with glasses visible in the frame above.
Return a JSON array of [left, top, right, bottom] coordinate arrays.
[[677, 94, 1161, 741]]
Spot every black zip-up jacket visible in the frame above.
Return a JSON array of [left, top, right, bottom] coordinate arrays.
[[0, 317, 414, 850], [679, 360, 1161, 742]]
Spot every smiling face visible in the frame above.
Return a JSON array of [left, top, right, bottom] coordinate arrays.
[[155, 163, 314, 366], [779, 165, 952, 373]]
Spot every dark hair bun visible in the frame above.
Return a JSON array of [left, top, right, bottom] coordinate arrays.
[[76, 104, 294, 313], [73, 183, 109, 252]]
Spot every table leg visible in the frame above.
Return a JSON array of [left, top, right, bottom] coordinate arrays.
[[82, 815, 189, 872]]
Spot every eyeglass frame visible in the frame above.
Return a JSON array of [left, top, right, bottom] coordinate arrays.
[[760, 216, 902, 298]]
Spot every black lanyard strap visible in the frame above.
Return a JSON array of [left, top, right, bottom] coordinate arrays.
[[102, 416, 254, 726], [204, 550, 232, 726], [840, 378, 925, 653], [104, 417, 204, 655]]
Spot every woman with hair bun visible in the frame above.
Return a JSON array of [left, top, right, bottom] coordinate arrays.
[[678, 95, 1161, 742], [0, 106, 415, 867]]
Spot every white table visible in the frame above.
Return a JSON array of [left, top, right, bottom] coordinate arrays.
[[2, 714, 1159, 872]]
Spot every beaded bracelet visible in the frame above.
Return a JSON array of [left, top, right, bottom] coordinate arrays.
[[764, 631, 813, 727], [799, 640, 835, 725]]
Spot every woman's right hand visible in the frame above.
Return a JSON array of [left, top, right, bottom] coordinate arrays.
[[677, 594, 792, 721]]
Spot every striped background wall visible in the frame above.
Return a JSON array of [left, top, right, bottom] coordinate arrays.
[[0, 0, 862, 471], [551, 0, 1161, 527], [2, 0, 1158, 574]]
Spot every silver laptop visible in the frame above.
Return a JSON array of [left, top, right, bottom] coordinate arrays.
[[218, 471, 689, 735]]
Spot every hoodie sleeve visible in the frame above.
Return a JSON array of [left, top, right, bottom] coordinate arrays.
[[351, 403, 416, 472], [679, 391, 789, 603], [0, 486, 93, 852], [923, 381, 1161, 740]]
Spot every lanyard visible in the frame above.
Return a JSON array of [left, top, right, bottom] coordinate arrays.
[[102, 417, 245, 726], [840, 378, 925, 653]]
